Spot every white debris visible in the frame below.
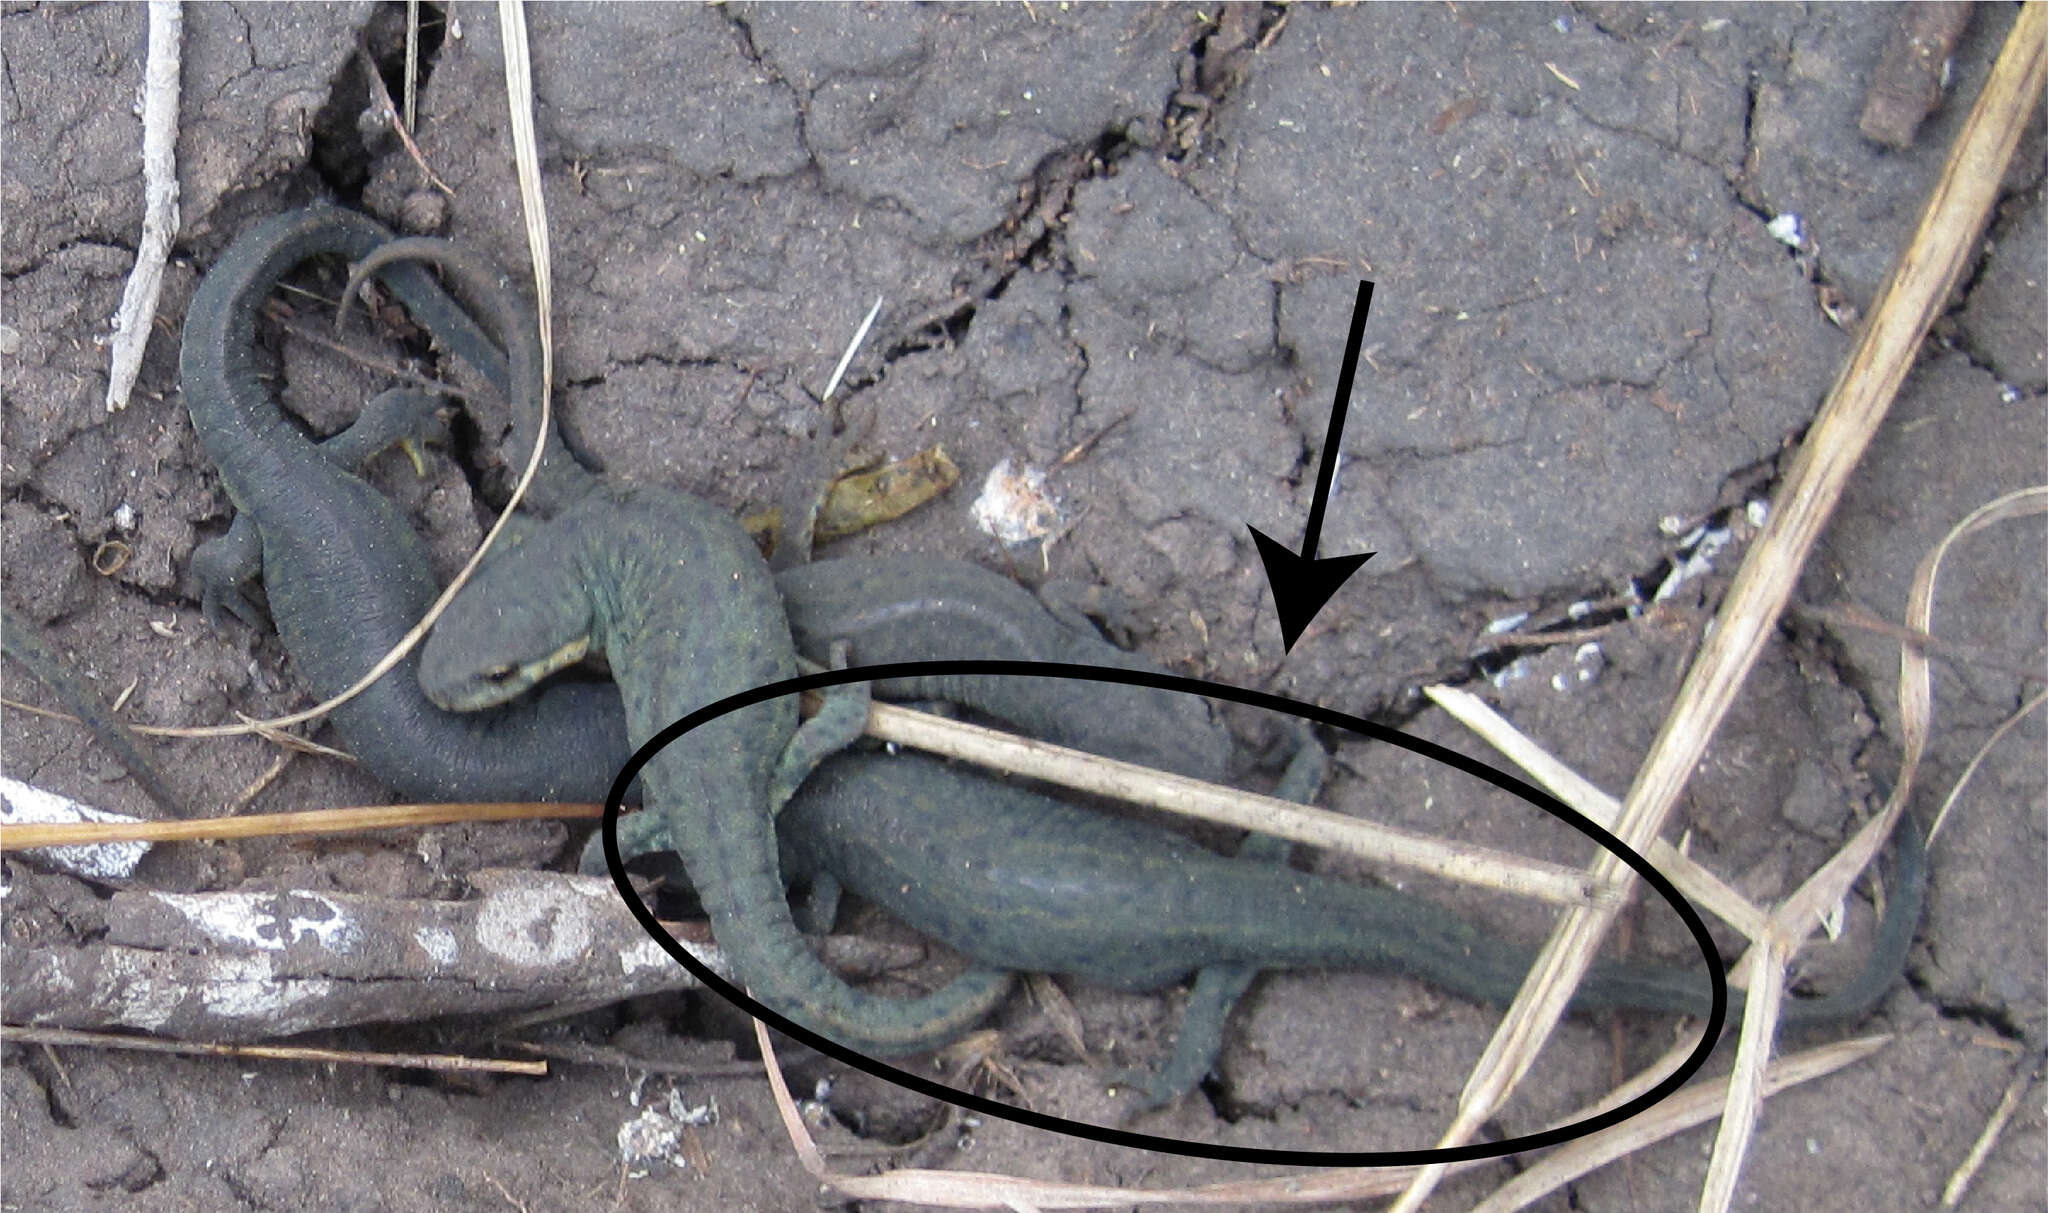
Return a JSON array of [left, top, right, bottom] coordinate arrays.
[[1745, 499, 1770, 528], [1548, 644, 1605, 694], [413, 926, 459, 968], [617, 1088, 716, 1171], [1766, 213, 1804, 248], [1484, 611, 1530, 636], [1657, 514, 1689, 537], [1652, 525, 1733, 602], [0, 775, 150, 880], [617, 1107, 684, 1171], [971, 457, 1063, 546], [1487, 657, 1529, 689], [474, 880, 594, 967]]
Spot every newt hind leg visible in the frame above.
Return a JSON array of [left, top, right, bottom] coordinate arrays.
[[1117, 721, 1330, 1113]]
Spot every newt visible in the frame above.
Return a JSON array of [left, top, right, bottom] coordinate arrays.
[[182, 211, 1229, 814], [179, 206, 636, 803], [418, 479, 1024, 1055], [777, 751, 1928, 1104], [350, 237, 1029, 1056], [776, 554, 1232, 783], [322, 234, 1234, 798]]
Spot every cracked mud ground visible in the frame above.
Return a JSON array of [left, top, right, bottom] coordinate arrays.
[[3, 4, 2043, 1209]]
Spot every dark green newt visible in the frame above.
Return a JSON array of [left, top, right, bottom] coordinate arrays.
[[322, 234, 1234, 798], [185, 211, 1225, 821], [349, 238, 1035, 1055], [783, 735, 1324, 1107], [179, 207, 635, 802], [330, 235, 1234, 787], [417, 480, 1024, 1056], [778, 753, 1928, 1102], [777, 556, 1231, 784], [588, 555, 1241, 875]]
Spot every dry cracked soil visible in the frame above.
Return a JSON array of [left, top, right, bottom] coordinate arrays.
[[2, 4, 2044, 1210]]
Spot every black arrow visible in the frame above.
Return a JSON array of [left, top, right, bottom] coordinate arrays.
[[1249, 279, 1377, 652]]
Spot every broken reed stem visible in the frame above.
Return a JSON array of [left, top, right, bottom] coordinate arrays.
[[0, 800, 601, 851], [858, 696, 1609, 909], [1396, 9, 2048, 1210]]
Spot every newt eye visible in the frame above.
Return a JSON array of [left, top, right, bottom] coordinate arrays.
[[482, 664, 521, 685]]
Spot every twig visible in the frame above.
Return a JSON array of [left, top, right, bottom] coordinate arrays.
[[1940, 1045, 2046, 1207], [1056, 410, 1136, 468], [821, 295, 884, 403], [276, 315, 482, 402], [104, 0, 181, 412], [502, 1039, 768, 1080], [403, 0, 421, 133], [358, 48, 453, 197], [226, 747, 294, 814], [0, 609, 186, 817], [0, 1025, 548, 1076]]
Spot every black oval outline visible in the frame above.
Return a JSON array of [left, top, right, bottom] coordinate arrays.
[[601, 660, 1726, 1166]]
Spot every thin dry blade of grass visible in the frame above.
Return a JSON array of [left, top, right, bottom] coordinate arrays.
[[1900, 483, 2048, 844], [1468, 1035, 1891, 1213], [754, 1016, 1886, 1210], [1698, 945, 1790, 1210], [1939, 1044, 2046, 1208]]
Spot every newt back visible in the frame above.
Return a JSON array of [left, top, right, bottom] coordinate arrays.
[[782, 752, 1927, 1027]]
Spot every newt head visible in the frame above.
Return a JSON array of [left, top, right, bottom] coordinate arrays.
[[420, 537, 597, 712]]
